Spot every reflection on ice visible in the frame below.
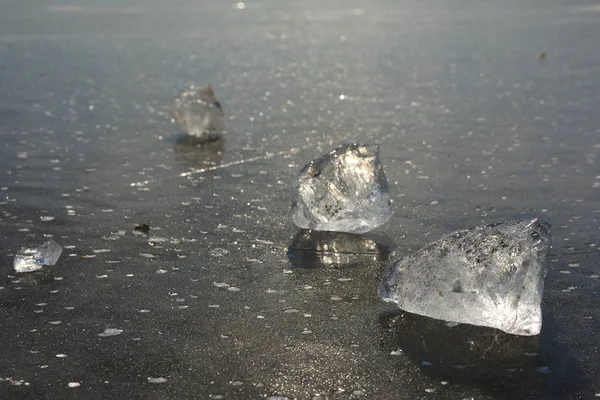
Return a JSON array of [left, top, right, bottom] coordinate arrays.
[[173, 136, 225, 170], [9, 268, 55, 285], [287, 229, 393, 269]]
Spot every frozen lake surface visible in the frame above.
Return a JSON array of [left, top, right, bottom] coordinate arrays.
[[1, 0, 599, 398]]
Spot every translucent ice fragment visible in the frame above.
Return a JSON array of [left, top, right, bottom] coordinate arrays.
[[14, 239, 63, 273], [379, 219, 551, 336], [291, 143, 392, 234], [172, 83, 225, 138]]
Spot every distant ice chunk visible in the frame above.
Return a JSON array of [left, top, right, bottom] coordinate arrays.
[[14, 239, 63, 273], [379, 219, 551, 336], [172, 83, 225, 138], [291, 143, 392, 234]]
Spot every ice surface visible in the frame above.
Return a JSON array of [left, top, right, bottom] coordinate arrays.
[[14, 239, 63, 273], [291, 143, 392, 234], [172, 84, 225, 138], [379, 219, 551, 336]]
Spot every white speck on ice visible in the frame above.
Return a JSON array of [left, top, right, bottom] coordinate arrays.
[[148, 377, 167, 384], [98, 328, 123, 337], [93, 249, 111, 253]]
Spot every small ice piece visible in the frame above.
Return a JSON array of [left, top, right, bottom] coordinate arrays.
[[172, 83, 225, 138], [291, 143, 392, 234], [379, 219, 551, 336], [14, 239, 63, 273]]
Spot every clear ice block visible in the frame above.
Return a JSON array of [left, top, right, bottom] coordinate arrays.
[[291, 143, 392, 234], [379, 219, 551, 336], [172, 83, 225, 138], [14, 239, 63, 273]]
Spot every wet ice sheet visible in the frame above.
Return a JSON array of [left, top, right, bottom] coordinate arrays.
[[1, 0, 600, 398], [380, 219, 551, 336]]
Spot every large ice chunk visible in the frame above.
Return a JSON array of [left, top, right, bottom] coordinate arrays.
[[172, 84, 225, 138], [291, 143, 392, 234], [379, 219, 551, 336], [14, 239, 63, 273]]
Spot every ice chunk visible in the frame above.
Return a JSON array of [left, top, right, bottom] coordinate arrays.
[[172, 83, 225, 138], [14, 239, 63, 273], [379, 219, 551, 336], [291, 143, 392, 234]]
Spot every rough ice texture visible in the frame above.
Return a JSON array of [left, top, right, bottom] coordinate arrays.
[[379, 219, 551, 336], [291, 143, 392, 234], [172, 84, 225, 138], [14, 239, 63, 273]]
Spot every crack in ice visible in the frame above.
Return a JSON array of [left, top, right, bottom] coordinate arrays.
[[130, 148, 298, 187]]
